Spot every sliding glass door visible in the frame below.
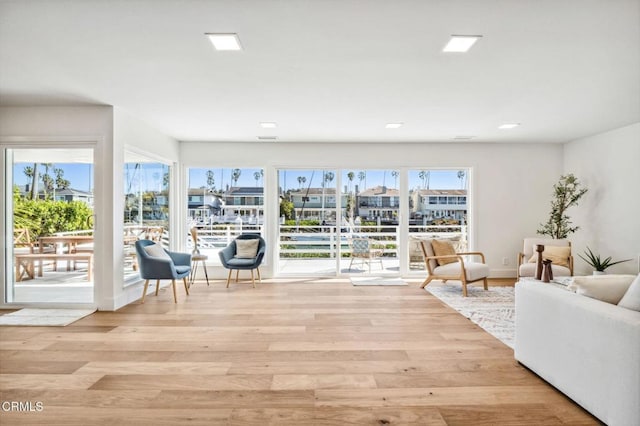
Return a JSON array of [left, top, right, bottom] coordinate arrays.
[[4, 147, 95, 303], [278, 169, 341, 275], [338, 169, 400, 275]]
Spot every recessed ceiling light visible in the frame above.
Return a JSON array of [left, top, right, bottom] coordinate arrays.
[[206, 33, 242, 51], [442, 35, 482, 53], [385, 123, 404, 129], [258, 136, 277, 141], [259, 122, 277, 128], [453, 135, 475, 140], [498, 123, 521, 129]]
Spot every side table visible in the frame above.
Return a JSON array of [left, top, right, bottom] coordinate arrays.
[[190, 253, 209, 287]]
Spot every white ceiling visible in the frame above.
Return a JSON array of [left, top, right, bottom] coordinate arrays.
[[1, 0, 639, 143]]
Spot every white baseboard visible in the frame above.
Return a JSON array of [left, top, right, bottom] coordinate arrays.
[[489, 268, 517, 279]]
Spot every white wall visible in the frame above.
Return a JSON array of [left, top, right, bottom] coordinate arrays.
[[113, 108, 180, 308], [181, 141, 565, 277], [0, 106, 116, 310], [564, 122, 640, 275]]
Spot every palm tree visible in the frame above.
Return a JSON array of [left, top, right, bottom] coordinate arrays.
[[324, 171, 335, 187], [320, 171, 335, 222], [347, 171, 355, 193], [457, 170, 466, 189], [253, 171, 261, 187], [418, 170, 428, 189], [54, 168, 70, 190], [297, 176, 304, 188], [41, 163, 53, 197], [206, 170, 215, 191], [357, 171, 366, 191], [391, 171, 399, 188], [231, 168, 241, 186], [23, 165, 38, 200]]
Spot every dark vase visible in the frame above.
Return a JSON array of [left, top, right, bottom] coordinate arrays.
[[535, 244, 545, 280], [542, 259, 553, 283]]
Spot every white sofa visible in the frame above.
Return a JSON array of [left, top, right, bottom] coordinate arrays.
[[515, 280, 640, 426]]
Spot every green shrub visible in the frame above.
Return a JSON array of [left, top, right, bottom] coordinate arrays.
[[13, 197, 93, 238]]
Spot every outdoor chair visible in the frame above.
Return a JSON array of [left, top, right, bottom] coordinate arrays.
[[517, 237, 573, 280], [135, 239, 191, 303], [218, 233, 265, 288], [419, 239, 489, 297], [348, 237, 384, 273], [189, 226, 209, 286]]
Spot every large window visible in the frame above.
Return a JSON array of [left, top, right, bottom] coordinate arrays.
[[408, 169, 469, 272], [187, 167, 264, 264], [123, 154, 171, 282]]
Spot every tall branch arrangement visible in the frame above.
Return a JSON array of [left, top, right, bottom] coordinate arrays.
[[537, 174, 587, 239]]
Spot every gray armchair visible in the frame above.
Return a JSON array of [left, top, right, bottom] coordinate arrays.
[[135, 239, 191, 303], [218, 233, 266, 288]]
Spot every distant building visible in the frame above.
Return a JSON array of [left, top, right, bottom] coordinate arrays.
[[18, 184, 93, 206], [187, 188, 224, 223], [221, 187, 264, 224], [411, 189, 467, 223], [287, 188, 347, 221], [357, 186, 399, 221]]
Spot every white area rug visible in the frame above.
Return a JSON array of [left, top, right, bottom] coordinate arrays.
[[351, 277, 408, 286], [0, 308, 96, 326], [426, 282, 515, 348]]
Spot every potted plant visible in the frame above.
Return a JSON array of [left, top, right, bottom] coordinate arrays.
[[578, 246, 631, 274], [537, 174, 588, 239]]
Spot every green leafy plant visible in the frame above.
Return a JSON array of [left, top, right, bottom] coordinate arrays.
[[578, 246, 631, 272], [537, 174, 588, 239]]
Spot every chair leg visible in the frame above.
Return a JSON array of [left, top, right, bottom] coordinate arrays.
[[421, 276, 433, 288], [203, 262, 210, 286], [226, 269, 233, 288], [256, 268, 261, 283], [235, 270, 239, 283], [461, 279, 468, 297], [183, 277, 190, 295], [250, 269, 256, 288], [483, 277, 488, 290], [171, 279, 178, 303], [141, 279, 150, 303], [155, 279, 161, 296]]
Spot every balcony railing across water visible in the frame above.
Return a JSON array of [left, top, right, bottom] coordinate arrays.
[[189, 224, 466, 270]]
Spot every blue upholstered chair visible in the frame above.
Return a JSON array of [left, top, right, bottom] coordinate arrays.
[[135, 239, 191, 303], [218, 234, 266, 288]]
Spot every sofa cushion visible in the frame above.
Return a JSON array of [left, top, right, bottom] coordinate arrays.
[[431, 239, 457, 266], [618, 274, 640, 311], [568, 274, 636, 305], [433, 262, 489, 282], [528, 245, 571, 268]]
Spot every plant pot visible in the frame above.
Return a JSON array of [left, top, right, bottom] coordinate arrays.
[[593, 271, 606, 275]]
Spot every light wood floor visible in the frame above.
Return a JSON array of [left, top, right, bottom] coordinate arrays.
[[0, 278, 600, 425]]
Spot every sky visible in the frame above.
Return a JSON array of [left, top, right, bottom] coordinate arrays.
[[13, 163, 94, 192], [13, 164, 468, 193], [190, 168, 468, 192]]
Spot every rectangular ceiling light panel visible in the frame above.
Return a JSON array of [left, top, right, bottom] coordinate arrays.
[[443, 35, 481, 52], [207, 33, 242, 51]]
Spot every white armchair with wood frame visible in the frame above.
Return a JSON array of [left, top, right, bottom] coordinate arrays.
[[419, 239, 490, 297], [516, 237, 573, 281]]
